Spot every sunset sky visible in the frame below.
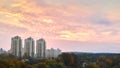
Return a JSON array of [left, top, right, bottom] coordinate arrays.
[[0, 0, 120, 53]]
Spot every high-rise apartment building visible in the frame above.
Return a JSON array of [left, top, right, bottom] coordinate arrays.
[[36, 38, 46, 59], [24, 37, 35, 57], [10, 36, 61, 59], [11, 36, 22, 57]]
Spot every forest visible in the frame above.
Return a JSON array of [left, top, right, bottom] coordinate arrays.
[[0, 52, 120, 68]]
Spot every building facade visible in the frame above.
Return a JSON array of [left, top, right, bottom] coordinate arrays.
[[46, 48, 61, 59], [36, 38, 46, 59], [24, 37, 35, 57], [11, 36, 22, 57]]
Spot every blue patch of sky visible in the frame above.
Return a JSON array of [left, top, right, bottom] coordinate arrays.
[[90, 13, 112, 26]]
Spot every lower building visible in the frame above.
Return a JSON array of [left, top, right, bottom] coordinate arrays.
[[46, 48, 61, 59], [0, 48, 6, 54]]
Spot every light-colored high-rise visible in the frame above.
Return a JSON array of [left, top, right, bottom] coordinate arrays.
[[24, 37, 35, 57], [36, 38, 46, 59], [11, 36, 22, 57]]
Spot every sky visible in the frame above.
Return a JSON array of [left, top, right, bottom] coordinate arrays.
[[0, 0, 120, 53]]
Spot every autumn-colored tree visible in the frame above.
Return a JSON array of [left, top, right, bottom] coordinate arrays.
[[23, 52, 29, 59], [60, 53, 77, 68], [86, 64, 100, 68]]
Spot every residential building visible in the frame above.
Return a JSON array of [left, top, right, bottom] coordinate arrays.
[[36, 38, 46, 59], [11, 36, 22, 57], [24, 37, 35, 57], [46, 48, 61, 59]]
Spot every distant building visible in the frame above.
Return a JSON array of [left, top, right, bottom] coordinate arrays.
[[9, 36, 62, 59], [46, 48, 61, 59], [0, 48, 6, 54], [50, 48, 55, 58], [36, 38, 46, 59], [46, 49, 51, 58], [24, 37, 35, 57], [56, 48, 62, 57], [11, 36, 22, 57], [82, 62, 86, 68]]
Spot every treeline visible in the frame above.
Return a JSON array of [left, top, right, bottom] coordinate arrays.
[[0, 53, 120, 68], [0, 53, 66, 68], [60, 52, 120, 68]]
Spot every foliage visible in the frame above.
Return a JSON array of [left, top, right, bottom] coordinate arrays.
[[60, 53, 120, 68], [0, 53, 119, 68]]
